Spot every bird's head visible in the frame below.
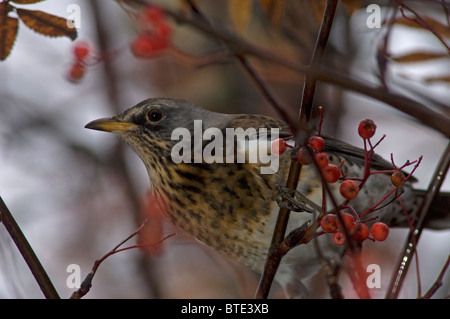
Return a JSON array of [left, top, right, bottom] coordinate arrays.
[[85, 98, 232, 183]]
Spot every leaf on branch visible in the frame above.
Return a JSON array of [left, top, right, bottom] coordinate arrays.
[[229, 0, 252, 34], [394, 16, 450, 38], [310, 0, 327, 24], [16, 8, 77, 40], [392, 51, 450, 63], [258, 0, 285, 28], [11, 0, 46, 4], [0, 15, 19, 61], [341, 0, 364, 15], [423, 75, 450, 84]]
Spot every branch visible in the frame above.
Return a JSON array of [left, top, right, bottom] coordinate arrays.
[[255, 0, 339, 299], [386, 141, 450, 299], [0, 197, 60, 299], [70, 219, 175, 299], [151, 1, 450, 138], [421, 254, 450, 299], [119, 1, 450, 137]]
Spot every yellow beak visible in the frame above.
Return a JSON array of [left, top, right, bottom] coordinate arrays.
[[84, 118, 137, 132]]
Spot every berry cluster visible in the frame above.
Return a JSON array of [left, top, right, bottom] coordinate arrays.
[[67, 41, 91, 83], [272, 117, 421, 248], [271, 133, 341, 183], [130, 6, 172, 58], [321, 212, 389, 245]]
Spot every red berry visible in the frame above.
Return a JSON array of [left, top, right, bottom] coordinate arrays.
[[340, 180, 360, 200], [272, 138, 287, 157], [333, 231, 346, 246], [337, 212, 355, 231], [155, 20, 172, 38], [143, 6, 164, 23], [73, 41, 90, 60], [320, 214, 337, 233], [391, 170, 406, 188], [371, 222, 389, 241], [322, 164, 340, 183], [130, 33, 167, 58], [351, 223, 369, 242], [315, 152, 329, 168], [296, 147, 312, 165], [309, 136, 325, 152], [67, 62, 85, 82], [358, 119, 377, 139]]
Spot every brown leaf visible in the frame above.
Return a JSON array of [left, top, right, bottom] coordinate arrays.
[[341, 0, 364, 15], [16, 8, 77, 40], [423, 75, 450, 84], [394, 16, 450, 38], [229, 0, 252, 34], [309, 0, 327, 24], [0, 17, 19, 61], [11, 0, 46, 4], [259, 0, 285, 27], [392, 51, 450, 63]]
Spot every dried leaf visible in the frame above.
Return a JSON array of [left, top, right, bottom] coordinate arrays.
[[16, 8, 77, 40], [341, 0, 364, 15], [392, 51, 450, 63], [259, 0, 285, 27], [394, 16, 450, 38], [0, 17, 19, 61], [11, 0, 46, 4], [229, 0, 252, 34], [423, 75, 450, 84], [177, 0, 201, 14], [309, 0, 327, 24]]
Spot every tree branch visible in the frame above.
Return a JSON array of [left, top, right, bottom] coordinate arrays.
[[0, 197, 60, 299], [386, 141, 450, 298], [255, 0, 339, 299]]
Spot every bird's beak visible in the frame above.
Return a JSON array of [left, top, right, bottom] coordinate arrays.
[[84, 118, 137, 132]]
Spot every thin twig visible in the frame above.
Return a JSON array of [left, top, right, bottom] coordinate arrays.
[[421, 254, 450, 299], [398, 1, 450, 53], [120, 0, 450, 137], [181, 0, 296, 130], [0, 197, 60, 299], [386, 141, 450, 299], [70, 219, 175, 299]]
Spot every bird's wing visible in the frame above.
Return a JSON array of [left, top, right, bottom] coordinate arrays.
[[227, 114, 293, 139], [227, 114, 403, 173]]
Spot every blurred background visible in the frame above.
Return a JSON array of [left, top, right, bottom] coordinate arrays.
[[0, 0, 449, 298]]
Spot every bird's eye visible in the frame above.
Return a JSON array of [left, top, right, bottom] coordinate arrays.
[[146, 108, 164, 123]]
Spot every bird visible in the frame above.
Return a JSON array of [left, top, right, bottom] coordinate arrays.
[[85, 97, 449, 298]]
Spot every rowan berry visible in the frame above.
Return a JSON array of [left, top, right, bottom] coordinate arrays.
[[67, 62, 85, 82], [272, 138, 287, 157], [143, 6, 164, 23], [340, 180, 360, 200], [296, 147, 312, 165], [322, 164, 340, 183], [131, 33, 167, 58], [73, 41, 90, 60], [315, 153, 329, 169], [309, 136, 325, 152], [333, 231, 346, 246], [371, 222, 390, 241], [358, 119, 377, 139], [351, 223, 369, 242], [320, 214, 337, 233], [337, 212, 355, 231], [391, 170, 406, 188]]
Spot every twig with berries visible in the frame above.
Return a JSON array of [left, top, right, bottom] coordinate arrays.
[[271, 115, 425, 298]]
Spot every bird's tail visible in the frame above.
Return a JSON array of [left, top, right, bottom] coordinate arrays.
[[417, 190, 450, 230]]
